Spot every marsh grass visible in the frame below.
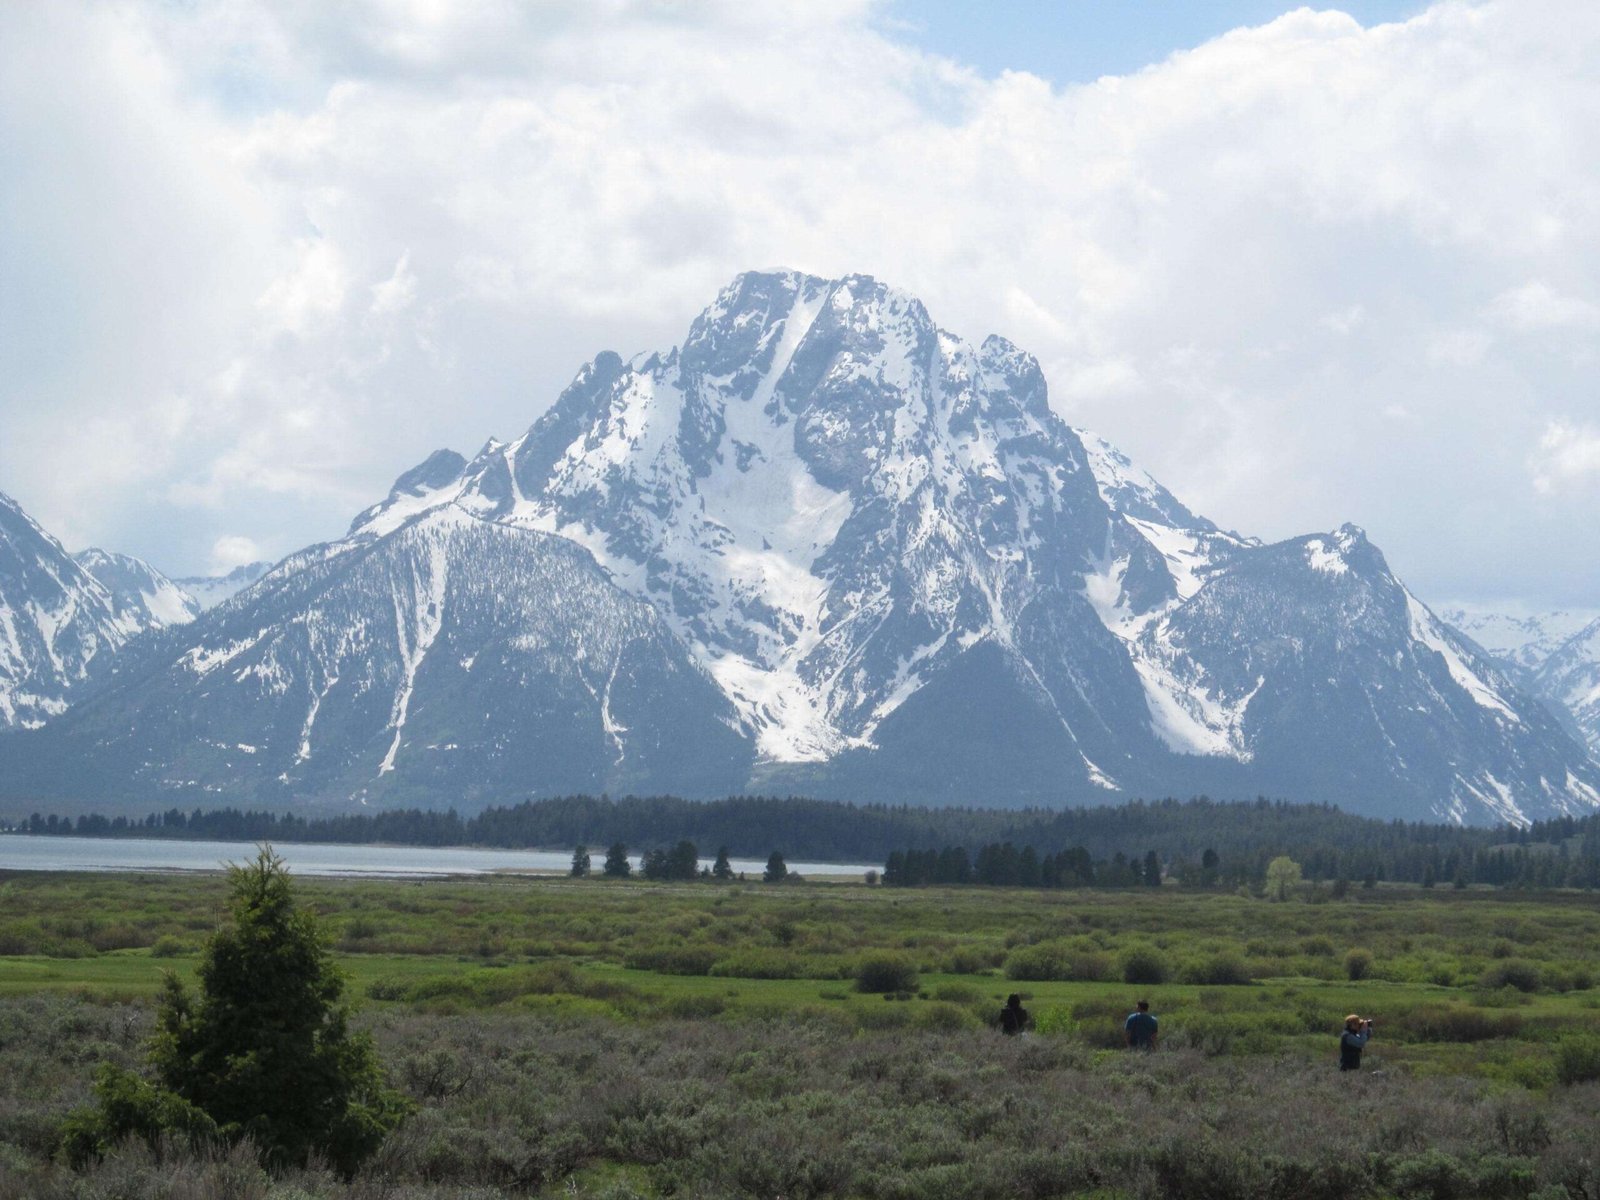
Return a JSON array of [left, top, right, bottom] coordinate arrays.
[[5, 872, 1600, 1195]]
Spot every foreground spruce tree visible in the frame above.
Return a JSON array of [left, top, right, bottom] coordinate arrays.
[[66, 847, 407, 1175]]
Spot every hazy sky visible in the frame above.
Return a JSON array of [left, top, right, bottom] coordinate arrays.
[[1, 1, 1597, 609]]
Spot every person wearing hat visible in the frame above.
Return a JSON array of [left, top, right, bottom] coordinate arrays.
[[1340, 1014, 1373, 1071]]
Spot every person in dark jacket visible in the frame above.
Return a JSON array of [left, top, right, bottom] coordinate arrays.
[[999, 993, 1031, 1035], [1125, 999, 1158, 1050], [1340, 1014, 1373, 1071]]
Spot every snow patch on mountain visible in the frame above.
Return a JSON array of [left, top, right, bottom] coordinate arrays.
[[75, 548, 200, 628], [1406, 592, 1522, 724], [1132, 650, 1261, 759], [1438, 603, 1600, 672], [1, 492, 172, 729], [1533, 617, 1600, 758], [175, 562, 272, 610], [379, 511, 451, 774]]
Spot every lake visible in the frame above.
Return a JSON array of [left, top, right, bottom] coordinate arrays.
[[0, 835, 875, 880]]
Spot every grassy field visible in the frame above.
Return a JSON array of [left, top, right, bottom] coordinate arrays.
[[2, 869, 1600, 1197]]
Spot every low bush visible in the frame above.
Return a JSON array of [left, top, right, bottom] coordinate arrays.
[[1399, 1005, 1523, 1044], [624, 944, 719, 975], [943, 945, 1000, 974], [1183, 953, 1255, 985], [1555, 1035, 1600, 1086], [1345, 948, 1374, 981], [1481, 960, 1542, 993], [661, 994, 729, 1019], [59, 1063, 220, 1168], [855, 955, 919, 994], [1121, 946, 1170, 986], [1002, 941, 1112, 982], [148, 934, 186, 958], [710, 949, 843, 980], [911, 1001, 975, 1032]]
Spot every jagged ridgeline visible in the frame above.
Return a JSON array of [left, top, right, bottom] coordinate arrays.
[[2, 271, 1598, 824]]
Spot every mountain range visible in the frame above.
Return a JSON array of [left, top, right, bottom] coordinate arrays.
[[2, 271, 1597, 825], [1442, 605, 1600, 764]]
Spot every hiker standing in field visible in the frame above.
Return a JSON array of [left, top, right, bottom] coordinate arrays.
[[1124, 999, 1158, 1050], [999, 993, 1031, 1035], [1340, 1014, 1373, 1071]]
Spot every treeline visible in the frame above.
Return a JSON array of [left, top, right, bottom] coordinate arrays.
[[11, 794, 1600, 888], [886, 844, 1161, 889], [884, 831, 1600, 891]]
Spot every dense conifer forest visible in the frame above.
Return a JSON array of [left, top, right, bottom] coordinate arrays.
[[10, 794, 1600, 888]]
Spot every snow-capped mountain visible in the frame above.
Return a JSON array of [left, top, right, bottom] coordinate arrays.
[[1531, 621, 1600, 760], [174, 562, 272, 610], [1435, 604, 1600, 758], [74, 548, 200, 629], [1437, 605, 1600, 675], [0, 493, 171, 729], [0, 506, 749, 806], [5, 271, 1598, 824]]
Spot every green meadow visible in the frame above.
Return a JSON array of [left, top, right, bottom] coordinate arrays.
[[3, 869, 1600, 1197]]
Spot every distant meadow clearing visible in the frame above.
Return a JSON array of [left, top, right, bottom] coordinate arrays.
[[3, 870, 1600, 1198]]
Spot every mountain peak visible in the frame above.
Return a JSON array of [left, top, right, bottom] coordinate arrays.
[[8, 271, 1598, 826], [72, 547, 199, 628]]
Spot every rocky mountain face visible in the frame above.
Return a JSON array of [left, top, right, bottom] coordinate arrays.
[[4, 271, 1598, 824], [1, 506, 749, 807], [0, 494, 182, 729], [1535, 624, 1600, 762], [74, 548, 201, 629]]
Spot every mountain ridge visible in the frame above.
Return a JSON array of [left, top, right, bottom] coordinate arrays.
[[3, 270, 1597, 825]]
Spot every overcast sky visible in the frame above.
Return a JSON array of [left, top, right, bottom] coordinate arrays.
[[1, 1, 1597, 609]]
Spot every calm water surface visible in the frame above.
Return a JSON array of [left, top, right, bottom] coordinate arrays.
[[0, 834, 873, 880]]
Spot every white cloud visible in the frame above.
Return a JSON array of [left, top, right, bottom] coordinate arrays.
[[1321, 305, 1367, 336], [1490, 281, 1600, 332], [3, 0, 1600, 605], [1532, 420, 1600, 494], [1426, 328, 1493, 367], [209, 534, 264, 573]]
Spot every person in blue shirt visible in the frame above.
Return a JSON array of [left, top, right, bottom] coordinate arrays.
[[1340, 1014, 1373, 1071], [1125, 999, 1158, 1050]]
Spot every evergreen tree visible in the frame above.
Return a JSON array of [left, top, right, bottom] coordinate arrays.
[[603, 842, 631, 878], [763, 851, 788, 884], [641, 847, 670, 879], [712, 846, 734, 880], [667, 839, 700, 880], [68, 848, 407, 1175], [570, 844, 591, 877], [1143, 850, 1162, 887]]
